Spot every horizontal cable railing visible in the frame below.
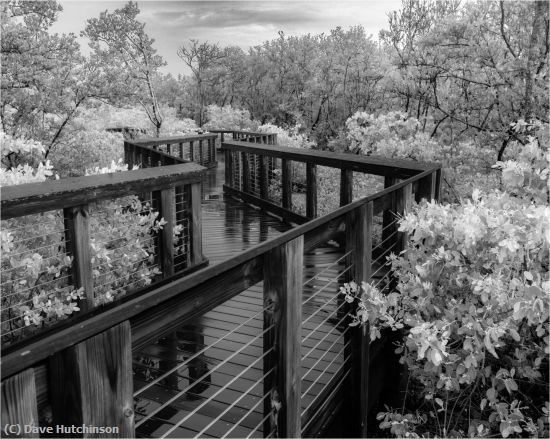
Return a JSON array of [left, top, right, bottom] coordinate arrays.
[[1, 134, 441, 438], [0, 164, 206, 347]]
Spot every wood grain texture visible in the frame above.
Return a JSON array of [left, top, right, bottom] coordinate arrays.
[[260, 156, 269, 199], [64, 205, 94, 308], [306, 163, 317, 219], [49, 321, 134, 438], [190, 182, 203, 266], [263, 236, 303, 438], [340, 169, 353, 207], [1, 368, 39, 438], [155, 188, 175, 278], [1, 164, 205, 219], [242, 152, 250, 193], [224, 149, 233, 188], [281, 159, 292, 210]]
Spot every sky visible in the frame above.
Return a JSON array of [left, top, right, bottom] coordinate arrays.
[[50, 0, 403, 77]]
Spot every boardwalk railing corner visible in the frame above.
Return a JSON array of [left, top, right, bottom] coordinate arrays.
[[1, 131, 441, 438]]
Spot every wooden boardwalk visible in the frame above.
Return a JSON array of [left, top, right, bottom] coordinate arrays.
[[132, 161, 350, 438]]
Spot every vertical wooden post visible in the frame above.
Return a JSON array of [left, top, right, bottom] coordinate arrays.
[[381, 176, 398, 245], [340, 168, 353, 206], [154, 188, 175, 278], [1, 369, 39, 438], [49, 321, 134, 438], [306, 163, 317, 219], [242, 152, 250, 194], [415, 172, 436, 203], [64, 205, 94, 309], [263, 236, 303, 439], [260, 156, 269, 199], [199, 140, 204, 164], [434, 168, 442, 201], [179, 142, 184, 159], [190, 182, 203, 266], [345, 203, 373, 437], [281, 159, 292, 209], [396, 183, 413, 252], [224, 149, 234, 188], [189, 141, 194, 162], [167, 143, 172, 156]]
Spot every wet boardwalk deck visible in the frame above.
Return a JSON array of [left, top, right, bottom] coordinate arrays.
[[132, 158, 349, 438]]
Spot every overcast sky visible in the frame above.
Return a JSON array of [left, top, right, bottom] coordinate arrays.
[[50, 0, 403, 76]]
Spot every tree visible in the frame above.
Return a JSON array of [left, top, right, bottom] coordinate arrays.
[[83, 1, 166, 136], [177, 39, 225, 126]]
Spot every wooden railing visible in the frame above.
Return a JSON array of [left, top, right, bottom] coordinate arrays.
[[125, 133, 218, 169], [1, 136, 440, 438], [208, 129, 277, 145]]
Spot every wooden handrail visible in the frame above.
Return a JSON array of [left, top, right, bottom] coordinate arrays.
[[1, 166, 439, 380], [1, 163, 205, 219], [130, 133, 217, 148], [221, 140, 437, 178]]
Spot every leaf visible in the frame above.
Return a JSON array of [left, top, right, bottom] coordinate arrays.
[[435, 398, 444, 407], [484, 333, 499, 359]]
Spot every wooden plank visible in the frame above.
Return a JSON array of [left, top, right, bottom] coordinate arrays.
[[281, 159, 292, 209], [64, 205, 94, 309], [435, 168, 442, 201], [220, 141, 438, 178], [1, 164, 205, 219], [224, 149, 233, 188], [396, 183, 413, 253], [306, 163, 317, 219], [223, 185, 308, 225], [260, 156, 269, 199], [1, 368, 39, 438], [340, 169, 353, 206], [415, 172, 436, 202], [131, 133, 217, 149], [155, 188, 175, 278], [49, 321, 134, 438], [263, 236, 303, 438], [190, 182, 204, 266], [242, 152, 250, 193]]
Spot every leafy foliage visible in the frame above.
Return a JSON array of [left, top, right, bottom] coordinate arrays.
[[342, 125, 550, 438]]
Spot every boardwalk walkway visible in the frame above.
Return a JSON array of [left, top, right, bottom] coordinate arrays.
[[133, 158, 349, 438]]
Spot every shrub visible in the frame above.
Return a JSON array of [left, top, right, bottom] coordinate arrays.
[[203, 105, 258, 131], [341, 126, 549, 438]]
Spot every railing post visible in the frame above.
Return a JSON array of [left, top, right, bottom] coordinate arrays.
[[260, 156, 269, 199], [242, 152, 250, 193], [306, 163, 317, 219], [434, 168, 442, 201], [64, 205, 94, 310], [49, 321, 134, 438], [396, 183, 413, 253], [1, 369, 39, 438], [345, 202, 373, 437], [281, 159, 292, 209], [224, 149, 234, 188], [340, 168, 353, 206], [154, 188, 175, 278], [179, 142, 184, 159], [263, 236, 303, 438], [189, 141, 194, 162], [199, 140, 204, 164], [190, 181, 204, 265], [381, 176, 398, 248], [415, 172, 436, 202]]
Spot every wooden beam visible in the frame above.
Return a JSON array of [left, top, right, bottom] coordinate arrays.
[[263, 236, 303, 438], [64, 205, 94, 309], [224, 149, 233, 188], [2, 164, 205, 219], [190, 182, 203, 266], [1, 368, 39, 438], [49, 321, 134, 438], [223, 185, 308, 225], [340, 169, 353, 206], [260, 156, 269, 199], [306, 163, 317, 219], [242, 152, 250, 193], [155, 188, 175, 278], [281, 159, 292, 209], [220, 141, 437, 178]]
